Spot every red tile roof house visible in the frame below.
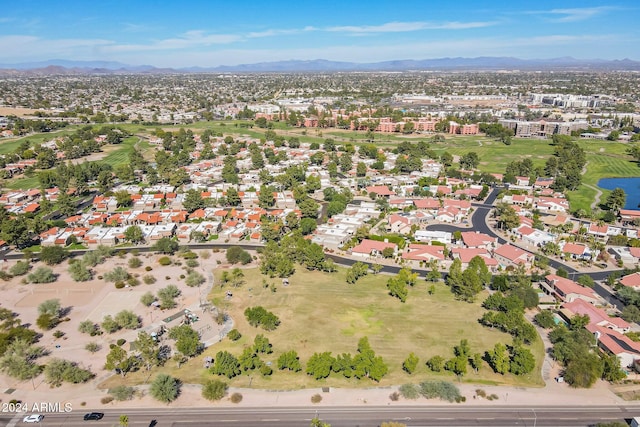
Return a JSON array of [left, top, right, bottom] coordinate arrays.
[[450, 247, 499, 270], [413, 198, 441, 212], [544, 274, 600, 304], [351, 239, 397, 258], [365, 185, 396, 198], [461, 231, 497, 249], [561, 242, 592, 260], [402, 244, 445, 263], [588, 223, 609, 239], [586, 323, 640, 370], [619, 272, 640, 290], [387, 214, 412, 234], [619, 209, 640, 224], [493, 244, 534, 269], [563, 299, 630, 334]]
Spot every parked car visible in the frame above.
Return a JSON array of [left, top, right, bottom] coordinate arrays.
[[83, 412, 104, 420], [23, 414, 44, 423]]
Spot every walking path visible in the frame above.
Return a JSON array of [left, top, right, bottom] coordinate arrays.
[[585, 183, 604, 210]]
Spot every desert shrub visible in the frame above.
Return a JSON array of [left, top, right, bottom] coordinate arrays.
[[0, 271, 12, 281], [158, 256, 172, 266], [200, 251, 211, 260], [39, 246, 68, 265], [9, 261, 31, 276], [310, 394, 322, 404], [475, 389, 487, 398], [418, 381, 462, 402], [145, 266, 153, 271], [36, 313, 58, 330], [389, 391, 400, 401], [143, 274, 156, 285], [52, 330, 64, 339], [85, 342, 100, 353], [140, 292, 156, 306], [108, 385, 136, 401], [185, 271, 205, 287], [114, 310, 141, 329], [127, 276, 140, 287], [78, 320, 100, 336], [68, 261, 92, 282], [227, 329, 241, 341], [226, 246, 252, 265], [185, 259, 199, 268], [82, 250, 105, 267], [101, 315, 120, 333], [27, 266, 56, 283], [116, 338, 126, 346], [128, 257, 143, 268], [100, 396, 114, 404], [230, 392, 243, 403], [399, 383, 420, 400], [114, 281, 125, 289], [202, 379, 228, 401], [103, 266, 129, 282]]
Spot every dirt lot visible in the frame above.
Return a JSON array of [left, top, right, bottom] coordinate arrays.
[[0, 249, 236, 401], [0, 107, 39, 117]]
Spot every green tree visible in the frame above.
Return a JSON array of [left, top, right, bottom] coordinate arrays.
[[114, 190, 132, 208], [425, 355, 445, 372], [605, 188, 626, 212], [151, 237, 179, 254], [211, 351, 241, 378], [39, 246, 68, 265], [202, 379, 228, 401], [133, 331, 160, 371], [124, 225, 144, 244], [487, 343, 510, 374], [104, 345, 136, 377], [68, 261, 92, 282], [0, 339, 44, 380], [258, 185, 276, 208], [459, 152, 480, 169], [277, 350, 302, 372], [403, 352, 419, 374], [509, 345, 535, 375], [306, 352, 335, 379], [534, 310, 556, 329], [27, 266, 56, 284], [114, 310, 141, 330], [149, 374, 180, 403], [169, 324, 201, 358], [387, 277, 408, 302], [43, 358, 93, 386]]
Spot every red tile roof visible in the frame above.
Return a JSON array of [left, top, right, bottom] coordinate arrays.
[[352, 238, 397, 254]]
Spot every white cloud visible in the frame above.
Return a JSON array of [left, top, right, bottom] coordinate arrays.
[[525, 6, 615, 23], [326, 20, 496, 34], [247, 26, 316, 38]]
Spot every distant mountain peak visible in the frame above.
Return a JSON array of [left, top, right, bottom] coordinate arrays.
[[0, 56, 639, 74]]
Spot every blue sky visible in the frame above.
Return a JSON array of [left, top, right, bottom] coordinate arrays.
[[0, 1, 637, 67]]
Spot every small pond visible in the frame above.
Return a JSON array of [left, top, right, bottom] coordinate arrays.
[[598, 177, 640, 210]]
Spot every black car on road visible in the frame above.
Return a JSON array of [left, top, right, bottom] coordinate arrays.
[[83, 413, 104, 421]]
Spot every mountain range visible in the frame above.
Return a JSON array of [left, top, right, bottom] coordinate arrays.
[[1, 57, 639, 74]]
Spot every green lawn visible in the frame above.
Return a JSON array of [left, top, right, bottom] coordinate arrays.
[[101, 266, 544, 391]]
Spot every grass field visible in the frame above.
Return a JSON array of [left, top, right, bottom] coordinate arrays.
[[101, 266, 544, 391]]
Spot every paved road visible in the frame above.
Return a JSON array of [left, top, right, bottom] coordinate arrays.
[[425, 188, 627, 308], [3, 405, 640, 427]]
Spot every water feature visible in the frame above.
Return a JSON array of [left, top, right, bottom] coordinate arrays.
[[598, 177, 640, 210]]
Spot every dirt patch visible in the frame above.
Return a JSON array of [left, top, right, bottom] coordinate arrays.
[[0, 107, 39, 117]]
